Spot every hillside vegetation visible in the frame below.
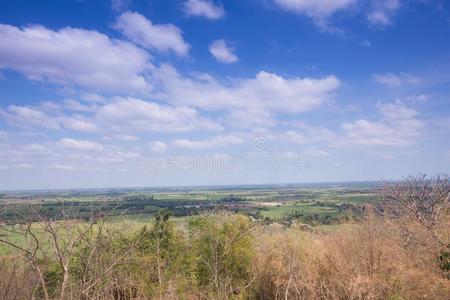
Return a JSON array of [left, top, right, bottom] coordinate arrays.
[[0, 175, 449, 299]]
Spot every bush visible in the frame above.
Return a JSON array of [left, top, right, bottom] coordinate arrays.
[[188, 213, 255, 299]]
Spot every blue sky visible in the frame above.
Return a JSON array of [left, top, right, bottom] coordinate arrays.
[[0, 0, 449, 190]]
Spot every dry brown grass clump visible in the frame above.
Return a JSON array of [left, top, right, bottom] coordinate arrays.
[[0, 257, 40, 300], [249, 215, 450, 300]]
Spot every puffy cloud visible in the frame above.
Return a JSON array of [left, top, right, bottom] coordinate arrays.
[[97, 97, 222, 132], [58, 116, 98, 132], [209, 39, 238, 63], [406, 94, 431, 102], [149, 141, 168, 152], [172, 135, 244, 149], [156, 65, 340, 121], [373, 72, 421, 87], [0, 23, 150, 92], [304, 148, 330, 157], [59, 138, 104, 151], [224, 109, 277, 129], [272, 0, 410, 31], [61, 99, 98, 112], [360, 39, 371, 47], [369, 150, 419, 160], [51, 164, 76, 170], [2, 95, 223, 134], [24, 144, 47, 152], [367, 0, 401, 26], [96, 151, 141, 163], [110, 0, 131, 12], [282, 123, 336, 144], [273, 0, 356, 32], [115, 12, 190, 56], [1, 105, 60, 129], [342, 101, 423, 146], [376, 101, 418, 121], [274, 0, 356, 18], [183, 0, 225, 20], [110, 134, 139, 141], [1, 105, 97, 132]]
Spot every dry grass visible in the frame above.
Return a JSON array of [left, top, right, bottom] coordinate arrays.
[[249, 215, 450, 300], [0, 214, 449, 299]]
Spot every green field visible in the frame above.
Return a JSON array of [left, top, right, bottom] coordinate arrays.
[[0, 182, 379, 227]]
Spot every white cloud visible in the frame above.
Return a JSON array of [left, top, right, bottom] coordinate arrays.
[[1, 105, 60, 129], [360, 39, 371, 47], [278, 122, 336, 144], [115, 11, 190, 56], [156, 65, 340, 122], [62, 99, 98, 112], [51, 164, 76, 170], [283, 127, 335, 144], [369, 150, 419, 160], [172, 135, 244, 149], [97, 151, 141, 163], [24, 144, 50, 154], [17, 163, 34, 169], [376, 101, 418, 120], [2, 96, 222, 134], [97, 97, 222, 132], [272, 0, 410, 31], [81, 93, 107, 104], [111, 0, 131, 12], [183, 0, 225, 20], [304, 148, 330, 157], [367, 0, 401, 26], [274, 0, 356, 17], [149, 141, 168, 152], [342, 101, 423, 146], [111, 134, 139, 141], [1, 105, 97, 132], [59, 138, 104, 151], [273, 0, 356, 32], [406, 94, 431, 102], [0, 23, 150, 92], [209, 39, 238, 63], [58, 116, 98, 132], [224, 109, 277, 129], [373, 72, 421, 87]]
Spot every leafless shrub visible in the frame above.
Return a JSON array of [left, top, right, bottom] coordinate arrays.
[[0, 201, 145, 300], [380, 174, 450, 236], [380, 174, 450, 273], [250, 212, 450, 300], [0, 256, 39, 300]]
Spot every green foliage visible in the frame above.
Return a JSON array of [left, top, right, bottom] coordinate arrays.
[[188, 213, 254, 297], [438, 243, 450, 279], [41, 259, 63, 298], [131, 210, 193, 297]]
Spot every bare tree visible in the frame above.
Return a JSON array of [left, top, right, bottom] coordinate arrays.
[[380, 173, 450, 238], [0, 201, 145, 300], [380, 174, 450, 276]]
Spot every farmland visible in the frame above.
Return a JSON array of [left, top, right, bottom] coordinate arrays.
[[0, 181, 380, 225]]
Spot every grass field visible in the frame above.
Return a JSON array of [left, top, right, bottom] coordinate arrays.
[[0, 182, 379, 239]]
